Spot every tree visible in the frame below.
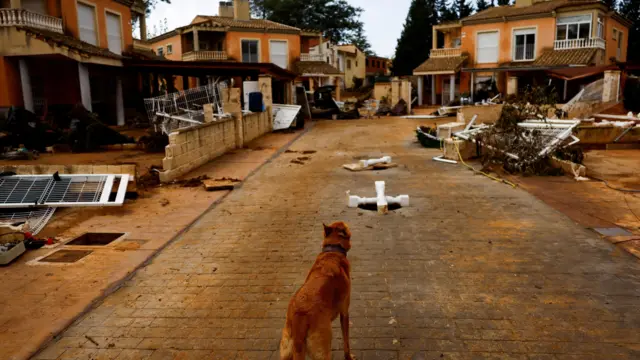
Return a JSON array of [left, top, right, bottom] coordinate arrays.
[[619, 0, 640, 62], [476, 0, 490, 11], [141, 0, 171, 17], [437, 0, 458, 22], [393, 0, 439, 75], [602, 0, 617, 9], [497, 0, 510, 5], [249, 0, 370, 47], [347, 25, 373, 55], [455, 0, 475, 18]]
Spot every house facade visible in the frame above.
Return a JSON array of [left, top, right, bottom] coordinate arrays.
[[147, 0, 343, 93], [414, 0, 631, 106], [0, 0, 145, 124], [337, 44, 366, 89], [365, 55, 391, 85]]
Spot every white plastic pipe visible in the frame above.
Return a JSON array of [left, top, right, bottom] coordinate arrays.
[[347, 195, 410, 208], [375, 181, 387, 214], [359, 156, 391, 168]]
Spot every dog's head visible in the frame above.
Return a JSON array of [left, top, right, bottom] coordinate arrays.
[[322, 221, 352, 251]]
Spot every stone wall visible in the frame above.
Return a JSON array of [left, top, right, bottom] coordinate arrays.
[[243, 111, 272, 144], [374, 82, 392, 102], [160, 118, 237, 182]]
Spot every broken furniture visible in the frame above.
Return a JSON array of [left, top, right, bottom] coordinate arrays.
[[272, 104, 302, 130], [311, 86, 359, 120], [347, 181, 410, 214]]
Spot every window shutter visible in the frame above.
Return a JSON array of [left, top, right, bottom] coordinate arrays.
[[77, 3, 97, 46], [270, 40, 288, 69], [106, 12, 122, 54], [476, 32, 498, 64]]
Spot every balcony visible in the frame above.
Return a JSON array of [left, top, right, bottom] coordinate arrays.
[[430, 48, 462, 58], [0, 8, 62, 34], [182, 51, 228, 61], [554, 38, 605, 50], [301, 53, 326, 62]]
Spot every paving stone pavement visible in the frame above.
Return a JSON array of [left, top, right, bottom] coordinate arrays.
[[36, 118, 640, 360]]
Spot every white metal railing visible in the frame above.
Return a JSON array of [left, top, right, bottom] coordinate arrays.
[[0, 8, 63, 33], [301, 53, 326, 61], [430, 48, 462, 57], [554, 37, 606, 50], [182, 51, 228, 61]]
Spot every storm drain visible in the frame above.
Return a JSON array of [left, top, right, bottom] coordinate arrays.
[[40, 250, 92, 263], [67, 233, 125, 246]]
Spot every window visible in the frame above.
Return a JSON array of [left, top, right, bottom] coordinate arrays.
[[269, 40, 288, 69], [476, 31, 499, 64], [556, 14, 591, 41], [513, 28, 536, 61], [77, 2, 97, 46], [597, 15, 604, 39], [157, 47, 163, 56], [327, 56, 330, 63], [241, 39, 259, 63], [166, 44, 173, 54], [347, 59, 352, 69], [105, 12, 122, 54], [326, 43, 330, 49], [453, 37, 462, 48], [617, 31, 623, 59], [613, 28, 618, 40]]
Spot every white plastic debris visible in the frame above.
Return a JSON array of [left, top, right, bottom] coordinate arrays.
[[347, 181, 410, 214], [359, 156, 391, 168]]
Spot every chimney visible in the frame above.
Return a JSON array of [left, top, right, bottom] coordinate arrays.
[[514, 0, 533, 7], [233, 0, 250, 21], [219, 1, 234, 17]]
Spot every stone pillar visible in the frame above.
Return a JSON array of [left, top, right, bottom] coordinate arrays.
[[18, 59, 33, 112], [507, 76, 518, 96], [449, 74, 455, 104], [602, 70, 621, 103], [470, 72, 475, 103], [432, 28, 437, 50], [193, 30, 200, 51], [258, 74, 273, 130], [139, 15, 147, 41], [116, 76, 125, 126], [417, 75, 424, 106], [78, 63, 92, 111], [391, 77, 400, 106], [335, 77, 341, 101], [431, 75, 436, 105], [222, 87, 243, 148]]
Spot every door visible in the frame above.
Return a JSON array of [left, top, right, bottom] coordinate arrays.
[[270, 40, 288, 70], [106, 12, 122, 54]]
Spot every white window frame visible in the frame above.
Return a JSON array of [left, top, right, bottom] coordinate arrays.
[[76, 0, 98, 46], [476, 30, 499, 64], [241, 38, 261, 63], [512, 27, 537, 62], [166, 44, 173, 55], [556, 14, 592, 41], [105, 10, 123, 55], [597, 14, 605, 39], [269, 39, 289, 69]]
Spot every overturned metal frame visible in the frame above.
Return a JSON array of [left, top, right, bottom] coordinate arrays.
[[0, 174, 130, 209], [0, 208, 56, 235]]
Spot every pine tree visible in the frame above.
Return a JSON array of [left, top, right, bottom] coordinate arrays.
[[476, 0, 490, 11], [393, 0, 439, 75], [619, 0, 640, 62], [455, 0, 476, 18], [437, 0, 458, 22], [602, 0, 617, 9], [497, 0, 510, 5]]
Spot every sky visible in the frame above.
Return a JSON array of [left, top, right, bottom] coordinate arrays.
[[145, 0, 412, 58]]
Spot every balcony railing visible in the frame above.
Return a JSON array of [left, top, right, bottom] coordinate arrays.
[[301, 53, 326, 62], [182, 51, 228, 61], [554, 37, 605, 50], [0, 8, 63, 33], [430, 48, 462, 58]]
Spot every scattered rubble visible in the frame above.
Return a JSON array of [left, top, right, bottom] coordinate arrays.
[[202, 178, 241, 192]]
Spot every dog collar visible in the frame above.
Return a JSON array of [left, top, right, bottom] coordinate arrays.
[[322, 244, 348, 256]]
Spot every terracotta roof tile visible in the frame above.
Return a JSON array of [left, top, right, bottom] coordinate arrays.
[[533, 48, 597, 66], [191, 16, 300, 32], [413, 56, 468, 74], [293, 61, 343, 76], [19, 27, 122, 60], [462, 0, 600, 23]]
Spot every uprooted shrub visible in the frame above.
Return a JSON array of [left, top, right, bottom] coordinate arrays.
[[475, 86, 579, 176]]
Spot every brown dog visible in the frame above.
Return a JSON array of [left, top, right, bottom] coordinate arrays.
[[280, 221, 355, 360]]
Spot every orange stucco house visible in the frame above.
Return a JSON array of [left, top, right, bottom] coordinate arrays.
[[414, 0, 632, 106], [0, 0, 147, 124], [146, 0, 343, 92]]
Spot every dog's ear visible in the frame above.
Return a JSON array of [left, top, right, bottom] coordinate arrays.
[[323, 223, 332, 238]]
